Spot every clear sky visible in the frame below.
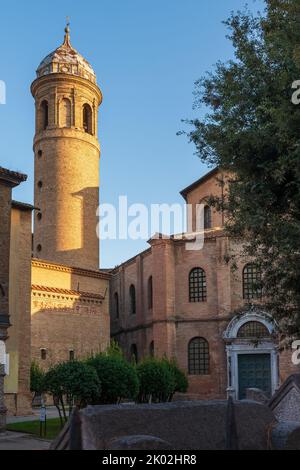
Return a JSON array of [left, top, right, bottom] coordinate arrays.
[[0, 0, 265, 268]]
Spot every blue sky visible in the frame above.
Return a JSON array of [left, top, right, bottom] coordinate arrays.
[[0, 0, 264, 268]]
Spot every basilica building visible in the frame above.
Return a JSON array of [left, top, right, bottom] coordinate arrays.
[[110, 168, 299, 400], [0, 27, 299, 420]]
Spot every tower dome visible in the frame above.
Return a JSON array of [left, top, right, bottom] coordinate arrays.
[[36, 24, 96, 84]]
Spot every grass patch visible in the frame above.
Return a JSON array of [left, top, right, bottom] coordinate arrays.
[[7, 418, 63, 440]]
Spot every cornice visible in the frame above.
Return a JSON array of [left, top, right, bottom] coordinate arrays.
[[111, 315, 232, 336], [33, 131, 100, 153], [32, 258, 111, 280], [31, 73, 102, 103], [32, 284, 105, 301]]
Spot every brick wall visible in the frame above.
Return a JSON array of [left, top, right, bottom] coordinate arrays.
[[31, 260, 110, 369], [32, 74, 102, 271], [5, 206, 33, 416], [110, 169, 298, 399]]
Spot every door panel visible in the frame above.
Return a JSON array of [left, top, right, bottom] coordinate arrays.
[[238, 354, 271, 400]]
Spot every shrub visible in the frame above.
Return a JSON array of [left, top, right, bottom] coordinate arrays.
[[163, 359, 188, 398], [30, 361, 45, 395], [59, 361, 101, 407], [86, 353, 139, 404], [106, 340, 124, 358], [137, 358, 176, 403], [44, 361, 101, 425]]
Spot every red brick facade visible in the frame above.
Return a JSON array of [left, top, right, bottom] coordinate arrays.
[[110, 169, 300, 399]]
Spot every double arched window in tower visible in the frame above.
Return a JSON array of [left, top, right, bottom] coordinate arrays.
[[59, 98, 72, 128], [39, 100, 49, 131], [38, 99, 94, 134], [83, 103, 93, 134]]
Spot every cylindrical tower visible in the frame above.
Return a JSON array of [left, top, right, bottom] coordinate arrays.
[[31, 25, 102, 270]]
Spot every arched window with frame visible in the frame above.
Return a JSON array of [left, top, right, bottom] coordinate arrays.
[[129, 284, 136, 315], [114, 292, 119, 319], [148, 276, 153, 310], [243, 263, 262, 300], [189, 268, 207, 302], [60, 98, 72, 128], [204, 205, 212, 229], [188, 337, 209, 375], [83, 103, 93, 134], [40, 100, 49, 131]]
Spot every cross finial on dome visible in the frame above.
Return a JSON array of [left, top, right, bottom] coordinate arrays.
[[63, 17, 71, 47]]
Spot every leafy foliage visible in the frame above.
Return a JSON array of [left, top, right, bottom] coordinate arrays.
[[44, 361, 100, 424], [86, 353, 139, 404], [184, 0, 300, 342], [30, 361, 45, 395], [137, 357, 177, 403], [163, 358, 189, 395]]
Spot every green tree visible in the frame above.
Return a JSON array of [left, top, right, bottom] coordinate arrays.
[[44, 364, 67, 426], [137, 358, 176, 403], [44, 361, 100, 426], [86, 353, 139, 404], [184, 0, 300, 342], [106, 340, 124, 358], [30, 361, 45, 396], [163, 358, 188, 399]]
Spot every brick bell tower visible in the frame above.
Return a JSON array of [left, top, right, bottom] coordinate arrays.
[[31, 23, 102, 270]]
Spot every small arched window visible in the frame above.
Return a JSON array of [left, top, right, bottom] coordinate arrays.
[[149, 341, 154, 357], [237, 321, 270, 339], [69, 350, 75, 361], [148, 276, 153, 310], [189, 268, 207, 302], [129, 284, 136, 315], [188, 337, 209, 375], [204, 205, 212, 229], [114, 292, 119, 319], [130, 344, 138, 363], [40, 100, 48, 131], [60, 98, 71, 128], [243, 263, 262, 300], [83, 103, 93, 134]]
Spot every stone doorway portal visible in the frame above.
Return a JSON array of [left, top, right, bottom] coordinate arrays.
[[223, 309, 279, 400]]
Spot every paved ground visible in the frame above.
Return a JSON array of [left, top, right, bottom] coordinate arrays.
[[1, 408, 58, 449], [0, 431, 51, 450], [7, 406, 59, 424]]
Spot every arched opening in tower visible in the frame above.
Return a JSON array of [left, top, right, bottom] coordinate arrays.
[[83, 103, 93, 134]]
